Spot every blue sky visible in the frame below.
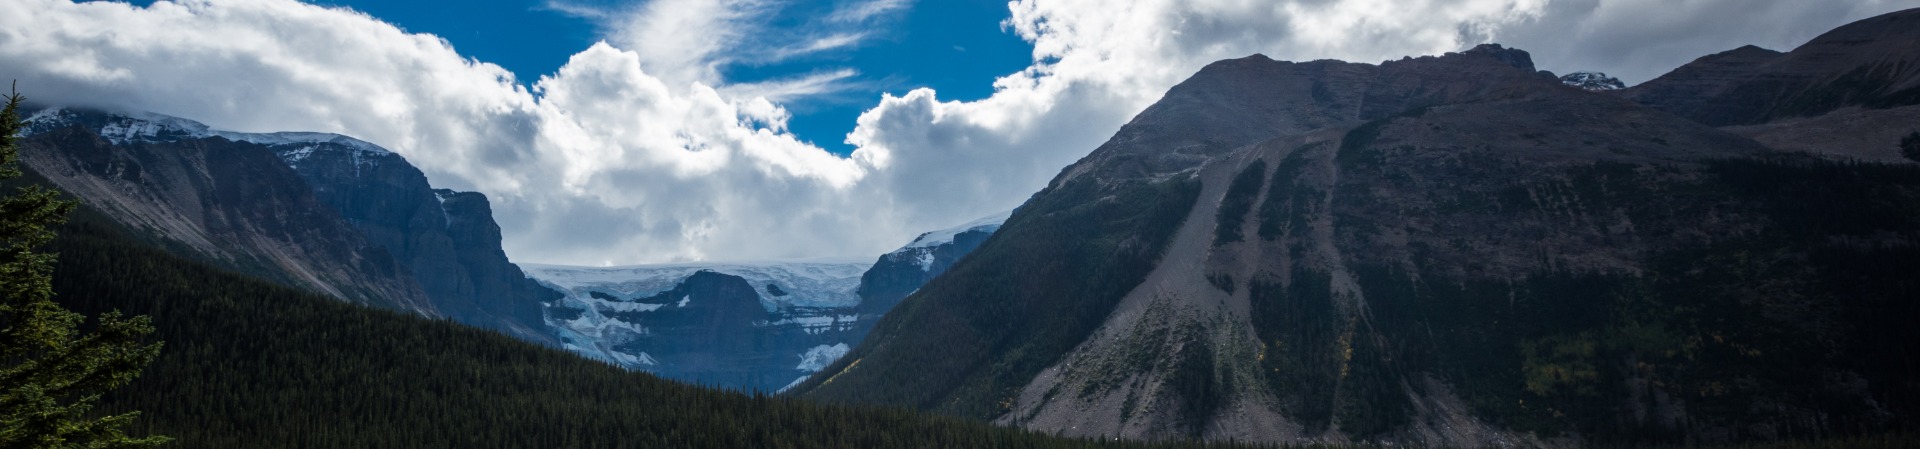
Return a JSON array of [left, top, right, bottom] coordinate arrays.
[[141, 0, 1035, 155]]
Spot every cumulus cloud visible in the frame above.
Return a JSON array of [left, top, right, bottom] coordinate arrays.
[[1, 0, 1913, 265]]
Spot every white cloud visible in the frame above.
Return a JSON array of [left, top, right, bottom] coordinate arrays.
[[1493, 0, 1920, 83], [827, 0, 911, 23], [720, 68, 862, 106], [1, 0, 1914, 265]]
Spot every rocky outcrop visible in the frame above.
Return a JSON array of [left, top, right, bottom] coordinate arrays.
[[268, 135, 555, 344]]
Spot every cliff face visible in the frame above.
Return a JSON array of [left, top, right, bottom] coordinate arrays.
[[433, 190, 559, 343], [855, 212, 1008, 319], [270, 137, 555, 344], [801, 19, 1920, 446], [21, 107, 559, 345], [17, 126, 430, 312]]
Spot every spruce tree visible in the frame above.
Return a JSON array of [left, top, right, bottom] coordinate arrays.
[[0, 85, 168, 447]]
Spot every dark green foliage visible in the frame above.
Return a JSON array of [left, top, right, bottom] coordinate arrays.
[[1256, 146, 1321, 242], [1166, 337, 1228, 438], [1282, 155, 1920, 444], [1332, 333, 1408, 439], [1337, 119, 1392, 162], [45, 204, 1280, 449], [1205, 272, 1235, 294], [801, 176, 1202, 419], [1247, 271, 1341, 433], [1214, 160, 1267, 245], [1901, 131, 1919, 162], [0, 87, 167, 448]]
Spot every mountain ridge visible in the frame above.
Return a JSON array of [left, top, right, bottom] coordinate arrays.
[[20, 107, 560, 345]]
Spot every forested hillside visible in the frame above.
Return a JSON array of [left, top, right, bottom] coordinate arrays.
[[42, 203, 1259, 449]]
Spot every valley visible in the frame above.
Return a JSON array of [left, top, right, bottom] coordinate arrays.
[[4, 5, 1919, 448]]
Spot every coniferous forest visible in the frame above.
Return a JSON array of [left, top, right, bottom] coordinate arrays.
[[42, 205, 1920, 449], [41, 204, 1276, 449]]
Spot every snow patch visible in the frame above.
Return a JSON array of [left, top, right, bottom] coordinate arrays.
[[523, 259, 872, 310], [526, 259, 871, 372], [915, 249, 936, 270], [1560, 71, 1626, 91], [795, 343, 850, 372], [776, 375, 811, 394], [22, 107, 398, 169], [432, 191, 454, 229]]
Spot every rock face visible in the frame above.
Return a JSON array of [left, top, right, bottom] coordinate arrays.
[[855, 211, 1010, 319], [269, 133, 555, 344], [1560, 72, 1626, 91], [429, 190, 559, 343], [799, 14, 1920, 447], [20, 107, 557, 344], [16, 123, 430, 312]]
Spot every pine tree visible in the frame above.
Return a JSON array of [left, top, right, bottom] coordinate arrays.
[[0, 84, 168, 447]]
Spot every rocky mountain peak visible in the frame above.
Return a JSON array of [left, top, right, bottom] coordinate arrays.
[[1460, 43, 1536, 71], [1054, 43, 1564, 187]]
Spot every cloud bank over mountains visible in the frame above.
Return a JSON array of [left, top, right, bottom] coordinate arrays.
[[2, 0, 1911, 264]]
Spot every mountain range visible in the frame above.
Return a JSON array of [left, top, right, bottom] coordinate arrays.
[[522, 211, 1007, 392], [20, 107, 559, 343], [10, 7, 1920, 448], [17, 106, 1010, 392]]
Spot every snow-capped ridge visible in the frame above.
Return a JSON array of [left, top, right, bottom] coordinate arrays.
[[523, 259, 872, 311], [23, 107, 394, 157], [903, 210, 1012, 249]]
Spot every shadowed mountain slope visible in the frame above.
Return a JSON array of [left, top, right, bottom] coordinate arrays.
[[800, 18, 1920, 447]]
